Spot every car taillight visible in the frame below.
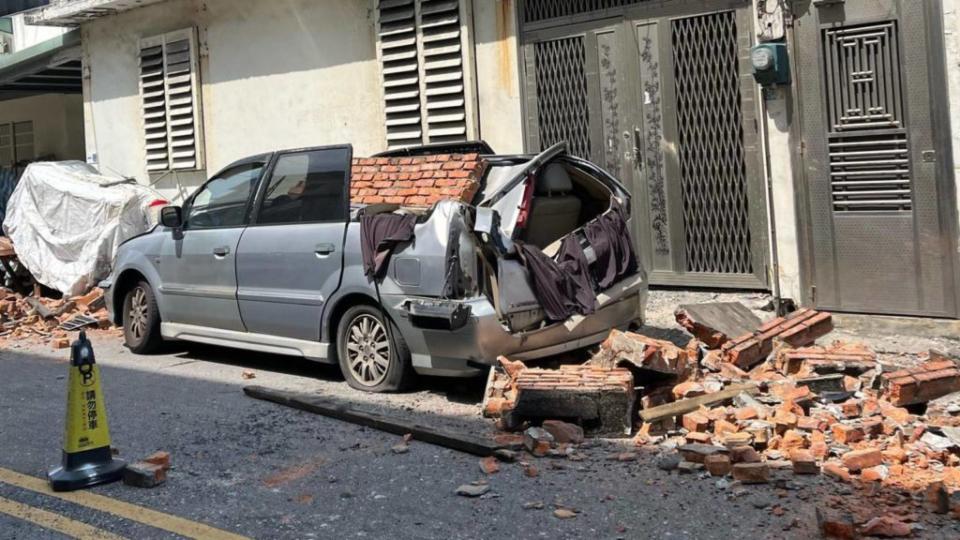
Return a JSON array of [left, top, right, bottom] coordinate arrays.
[[515, 176, 535, 230], [147, 199, 169, 226]]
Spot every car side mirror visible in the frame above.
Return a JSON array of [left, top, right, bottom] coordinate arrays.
[[160, 206, 183, 229]]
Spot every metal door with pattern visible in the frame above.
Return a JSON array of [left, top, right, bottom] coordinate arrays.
[[520, 0, 769, 289], [794, 0, 958, 316]]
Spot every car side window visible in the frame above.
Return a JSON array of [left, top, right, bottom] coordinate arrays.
[[184, 163, 263, 229], [257, 148, 349, 225]]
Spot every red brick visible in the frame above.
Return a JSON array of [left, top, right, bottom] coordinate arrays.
[[882, 358, 960, 406], [790, 449, 819, 475], [143, 451, 171, 471], [732, 462, 769, 484], [123, 462, 166, 488], [682, 411, 710, 433], [841, 448, 882, 472], [730, 446, 762, 464], [831, 424, 864, 445], [704, 454, 732, 477], [822, 461, 852, 483]]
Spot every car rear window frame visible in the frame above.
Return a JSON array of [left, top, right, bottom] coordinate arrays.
[[248, 145, 353, 228]]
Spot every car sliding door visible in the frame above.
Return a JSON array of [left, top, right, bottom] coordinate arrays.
[[235, 146, 352, 341]]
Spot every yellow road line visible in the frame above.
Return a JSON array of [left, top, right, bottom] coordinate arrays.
[[0, 495, 127, 540], [0, 468, 250, 540]]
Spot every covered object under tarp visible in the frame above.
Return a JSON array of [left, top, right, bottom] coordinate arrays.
[[2, 161, 164, 296]]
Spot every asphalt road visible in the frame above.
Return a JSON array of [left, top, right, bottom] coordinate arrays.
[[0, 330, 957, 539]]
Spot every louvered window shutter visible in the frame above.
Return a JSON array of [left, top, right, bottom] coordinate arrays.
[[139, 29, 203, 173], [376, 0, 476, 149]]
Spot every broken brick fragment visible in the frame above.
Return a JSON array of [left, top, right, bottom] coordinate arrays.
[[122, 462, 166, 488], [790, 449, 819, 475], [731, 462, 769, 484], [859, 515, 912, 537], [816, 508, 857, 539], [591, 330, 694, 381], [831, 424, 865, 445], [143, 451, 171, 471], [479, 456, 500, 475], [704, 454, 732, 477], [777, 342, 876, 376], [681, 411, 710, 433], [730, 446, 762, 464], [720, 309, 833, 370], [881, 357, 960, 407], [841, 448, 882, 472], [540, 420, 584, 444], [822, 462, 852, 483]]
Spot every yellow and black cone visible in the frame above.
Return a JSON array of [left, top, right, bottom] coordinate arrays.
[[48, 331, 125, 491]]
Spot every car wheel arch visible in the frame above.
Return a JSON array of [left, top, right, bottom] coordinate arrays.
[[324, 292, 387, 360], [113, 269, 153, 325]]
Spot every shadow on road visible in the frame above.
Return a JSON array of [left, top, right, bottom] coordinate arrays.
[[162, 341, 487, 406]]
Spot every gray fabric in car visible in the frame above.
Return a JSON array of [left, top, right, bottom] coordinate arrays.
[[515, 198, 637, 322], [582, 198, 639, 289], [360, 212, 417, 279], [516, 235, 596, 322]]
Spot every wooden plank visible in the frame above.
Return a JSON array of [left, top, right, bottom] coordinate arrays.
[[243, 386, 503, 457], [639, 383, 759, 423], [676, 302, 763, 345]]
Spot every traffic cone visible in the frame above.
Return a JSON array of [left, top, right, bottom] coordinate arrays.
[[48, 331, 125, 491]]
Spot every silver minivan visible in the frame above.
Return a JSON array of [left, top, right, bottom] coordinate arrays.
[[103, 142, 648, 392]]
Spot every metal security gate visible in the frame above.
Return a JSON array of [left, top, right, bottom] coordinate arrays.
[[794, 0, 959, 317], [520, 0, 768, 289]]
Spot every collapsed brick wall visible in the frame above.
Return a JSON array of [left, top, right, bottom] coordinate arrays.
[[350, 153, 486, 207]]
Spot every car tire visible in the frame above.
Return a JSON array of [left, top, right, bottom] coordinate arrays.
[[336, 305, 413, 393], [123, 280, 162, 354]]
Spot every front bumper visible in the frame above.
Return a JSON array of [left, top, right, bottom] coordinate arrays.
[[382, 277, 646, 377], [98, 278, 117, 325]]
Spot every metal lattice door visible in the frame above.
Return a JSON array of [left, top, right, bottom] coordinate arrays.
[[521, 1, 768, 289], [794, 0, 958, 316], [672, 12, 754, 276]]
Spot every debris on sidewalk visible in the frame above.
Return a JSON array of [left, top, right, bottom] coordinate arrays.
[[478, 302, 960, 525], [674, 302, 761, 349], [123, 461, 167, 488], [455, 482, 490, 498], [486, 360, 635, 437], [0, 286, 117, 347]]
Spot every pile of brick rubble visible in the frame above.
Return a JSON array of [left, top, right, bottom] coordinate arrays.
[[0, 287, 115, 348], [482, 305, 960, 536]]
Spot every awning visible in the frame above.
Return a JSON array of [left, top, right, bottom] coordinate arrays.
[[25, 0, 168, 27], [0, 29, 81, 100]]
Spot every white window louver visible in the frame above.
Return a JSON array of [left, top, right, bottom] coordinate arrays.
[[376, 0, 474, 149], [139, 29, 203, 173]]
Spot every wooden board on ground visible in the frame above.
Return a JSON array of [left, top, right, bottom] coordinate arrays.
[[676, 302, 762, 344], [244, 386, 503, 457], [639, 383, 759, 423]]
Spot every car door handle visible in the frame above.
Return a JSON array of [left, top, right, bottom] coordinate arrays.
[[315, 243, 336, 256], [212, 246, 230, 257]]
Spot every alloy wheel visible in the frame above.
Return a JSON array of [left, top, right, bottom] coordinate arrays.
[[345, 314, 390, 387], [128, 287, 149, 340]]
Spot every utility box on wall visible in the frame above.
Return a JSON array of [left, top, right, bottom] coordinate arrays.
[[751, 43, 790, 86]]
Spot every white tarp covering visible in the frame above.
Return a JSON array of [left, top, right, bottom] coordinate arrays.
[[2, 161, 164, 296]]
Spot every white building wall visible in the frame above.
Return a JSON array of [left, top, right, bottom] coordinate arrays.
[[0, 93, 84, 163], [81, 0, 384, 200], [472, 0, 524, 154]]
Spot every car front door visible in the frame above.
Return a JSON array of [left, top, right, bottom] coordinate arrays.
[[158, 161, 265, 331], [235, 145, 352, 341]]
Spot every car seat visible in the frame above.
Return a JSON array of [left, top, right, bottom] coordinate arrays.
[[523, 163, 582, 248]]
